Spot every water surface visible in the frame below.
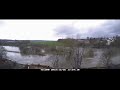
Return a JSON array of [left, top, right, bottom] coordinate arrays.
[[2, 46, 120, 68]]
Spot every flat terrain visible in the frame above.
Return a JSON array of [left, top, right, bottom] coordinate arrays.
[[30, 41, 65, 46]]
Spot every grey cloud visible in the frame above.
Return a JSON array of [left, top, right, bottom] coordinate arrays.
[[54, 25, 80, 38], [108, 20, 120, 34], [87, 20, 120, 38], [54, 20, 120, 39]]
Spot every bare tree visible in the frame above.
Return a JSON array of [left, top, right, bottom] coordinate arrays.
[[52, 46, 63, 69], [65, 34, 85, 69], [73, 47, 84, 69], [52, 33, 85, 69], [100, 48, 113, 68], [52, 54, 59, 68], [0, 46, 7, 59]]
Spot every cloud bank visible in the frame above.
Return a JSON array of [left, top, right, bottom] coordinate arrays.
[[89, 20, 120, 37], [54, 25, 81, 38], [55, 20, 120, 39]]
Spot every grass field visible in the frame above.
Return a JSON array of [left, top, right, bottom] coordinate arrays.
[[30, 41, 65, 46]]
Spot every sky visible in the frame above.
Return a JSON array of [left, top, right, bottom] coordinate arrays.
[[0, 19, 119, 40]]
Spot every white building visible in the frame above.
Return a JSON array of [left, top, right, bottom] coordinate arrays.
[[106, 38, 114, 45]]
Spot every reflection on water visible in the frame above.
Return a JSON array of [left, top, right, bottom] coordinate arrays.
[[3, 46, 53, 66], [19, 46, 46, 56], [2, 46, 120, 68], [6, 52, 53, 66], [0, 46, 7, 59], [3, 46, 20, 52]]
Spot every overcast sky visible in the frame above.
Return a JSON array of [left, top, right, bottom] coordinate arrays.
[[0, 19, 119, 40]]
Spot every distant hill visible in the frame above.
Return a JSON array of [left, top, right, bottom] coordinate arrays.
[[0, 39, 56, 42], [30, 40, 56, 42]]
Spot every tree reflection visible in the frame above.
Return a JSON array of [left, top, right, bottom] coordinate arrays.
[[0, 46, 7, 59], [19, 46, 46, 56]]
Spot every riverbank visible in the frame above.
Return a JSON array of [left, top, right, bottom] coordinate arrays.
[[1, 58, 120, 69], [0, 58, 52, 69], [0, 58, 25, 69]]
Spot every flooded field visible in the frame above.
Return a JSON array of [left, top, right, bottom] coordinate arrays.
[[1, 46, 120, 69]]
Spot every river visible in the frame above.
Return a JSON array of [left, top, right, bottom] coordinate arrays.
[[2, 46, 120, 68], [2, 46, 52, 66]]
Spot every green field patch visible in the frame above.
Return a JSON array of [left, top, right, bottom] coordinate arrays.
[[31, 41, 65, 46]]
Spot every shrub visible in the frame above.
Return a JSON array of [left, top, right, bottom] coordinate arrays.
[[84, 48, 94, 58]]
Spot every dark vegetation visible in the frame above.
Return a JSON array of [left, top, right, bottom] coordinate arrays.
[[0, 46, 52, 69], [0, 35, 120, 48], [0, 46, 25, 69], [0, 35, 120, 69]]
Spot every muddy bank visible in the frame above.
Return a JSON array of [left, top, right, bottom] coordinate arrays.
[[1, 58, 120, 69], [0, 58, 25, 69], [0, 58, 52, 69], [24, 64, 52, 69]]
